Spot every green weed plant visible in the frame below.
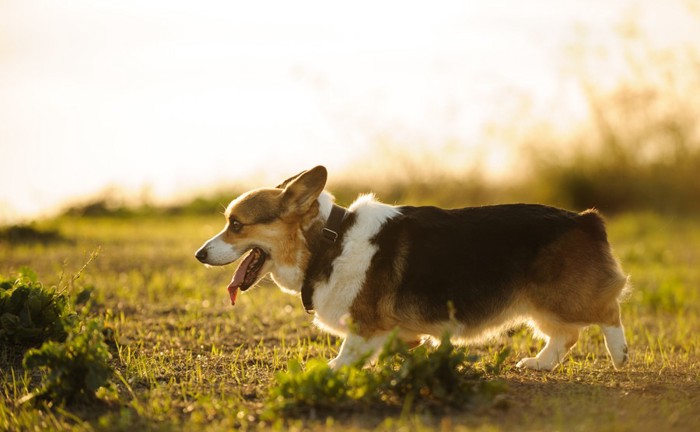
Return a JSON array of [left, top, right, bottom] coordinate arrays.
[[1, 268, 114, 405], [0, 268, 75, 346], [22, 319, 113, 404], [264, 332, 507, 418]]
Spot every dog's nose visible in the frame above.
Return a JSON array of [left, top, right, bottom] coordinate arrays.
[[195, 247, 208, 263]]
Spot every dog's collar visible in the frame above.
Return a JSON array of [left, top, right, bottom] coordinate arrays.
[[302, 204, 348, 313], [321, 204, 347, 244]]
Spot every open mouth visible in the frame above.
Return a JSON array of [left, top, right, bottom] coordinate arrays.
[[226, 247, 268, 305]]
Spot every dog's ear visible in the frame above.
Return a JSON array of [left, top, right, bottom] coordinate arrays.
[[275, 169, 307, 189], [281, 166, 327, 214]]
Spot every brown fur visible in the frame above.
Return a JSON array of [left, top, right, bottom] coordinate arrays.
[[525, 227, 627, 325], [221, 169, 329, 272]]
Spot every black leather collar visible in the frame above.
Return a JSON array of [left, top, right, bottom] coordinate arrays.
[[301, 204, 348, 313]]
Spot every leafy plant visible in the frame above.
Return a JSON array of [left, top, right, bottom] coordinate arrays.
[[0, 268, 76, 346], [264, 332, 507, 418], [481, 346, 512, 375], [22, 319, 113, 404], [0, 267, 115, 404]]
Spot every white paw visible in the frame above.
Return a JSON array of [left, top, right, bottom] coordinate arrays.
[[328, 358, 339, 370], [610, 345, 629, 370], [602, 326, 629, 370], [516, 357, 557, 371], [328, 355, 352, 371]]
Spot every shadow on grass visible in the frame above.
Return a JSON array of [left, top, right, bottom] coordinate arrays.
[[0, 224, 71, 246]]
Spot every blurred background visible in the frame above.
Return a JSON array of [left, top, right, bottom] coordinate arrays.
[[2, 0, 699, 222]]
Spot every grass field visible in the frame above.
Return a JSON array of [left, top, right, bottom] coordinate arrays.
[[1, 204, 699, 431]]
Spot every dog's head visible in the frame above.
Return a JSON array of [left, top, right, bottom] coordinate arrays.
[[195, 166, 329, 304]]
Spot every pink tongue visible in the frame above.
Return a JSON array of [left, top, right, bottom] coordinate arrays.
[[227, 285, 239, 306], [226, 251, 255, 306]]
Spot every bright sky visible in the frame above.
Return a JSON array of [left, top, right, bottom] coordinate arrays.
[[0, 0, 698, 222]]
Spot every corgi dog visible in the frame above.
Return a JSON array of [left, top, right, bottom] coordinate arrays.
[[195, 166, 629, 371]]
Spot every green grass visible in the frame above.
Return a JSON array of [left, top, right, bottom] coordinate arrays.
[[1, 210, 699, 431]]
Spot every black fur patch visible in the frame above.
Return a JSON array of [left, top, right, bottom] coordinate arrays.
[[367, 204, 595, 324]]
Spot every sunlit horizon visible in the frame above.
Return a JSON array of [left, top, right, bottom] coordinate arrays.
[[1, 0, 698, 223]]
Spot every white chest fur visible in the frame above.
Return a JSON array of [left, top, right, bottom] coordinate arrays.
[[311, 195, 400, 336]]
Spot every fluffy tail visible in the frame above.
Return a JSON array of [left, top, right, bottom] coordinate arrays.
[[577, 209, 609, 243], [617, 275, 633, 303]]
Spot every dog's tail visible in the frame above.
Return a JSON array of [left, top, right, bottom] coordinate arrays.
[[617, 274, 633, 303], [577, 208, 609, 243]]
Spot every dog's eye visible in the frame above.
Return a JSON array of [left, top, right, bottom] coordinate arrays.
[[229, 219, 243, 233]]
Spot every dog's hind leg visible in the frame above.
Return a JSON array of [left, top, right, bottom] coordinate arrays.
[[517, 321, 581, 371], [328, 332, 390, 370], [600, 302, 628, 369]]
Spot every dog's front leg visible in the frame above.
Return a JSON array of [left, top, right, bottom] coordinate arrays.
[[329, 332, 390, 370]]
